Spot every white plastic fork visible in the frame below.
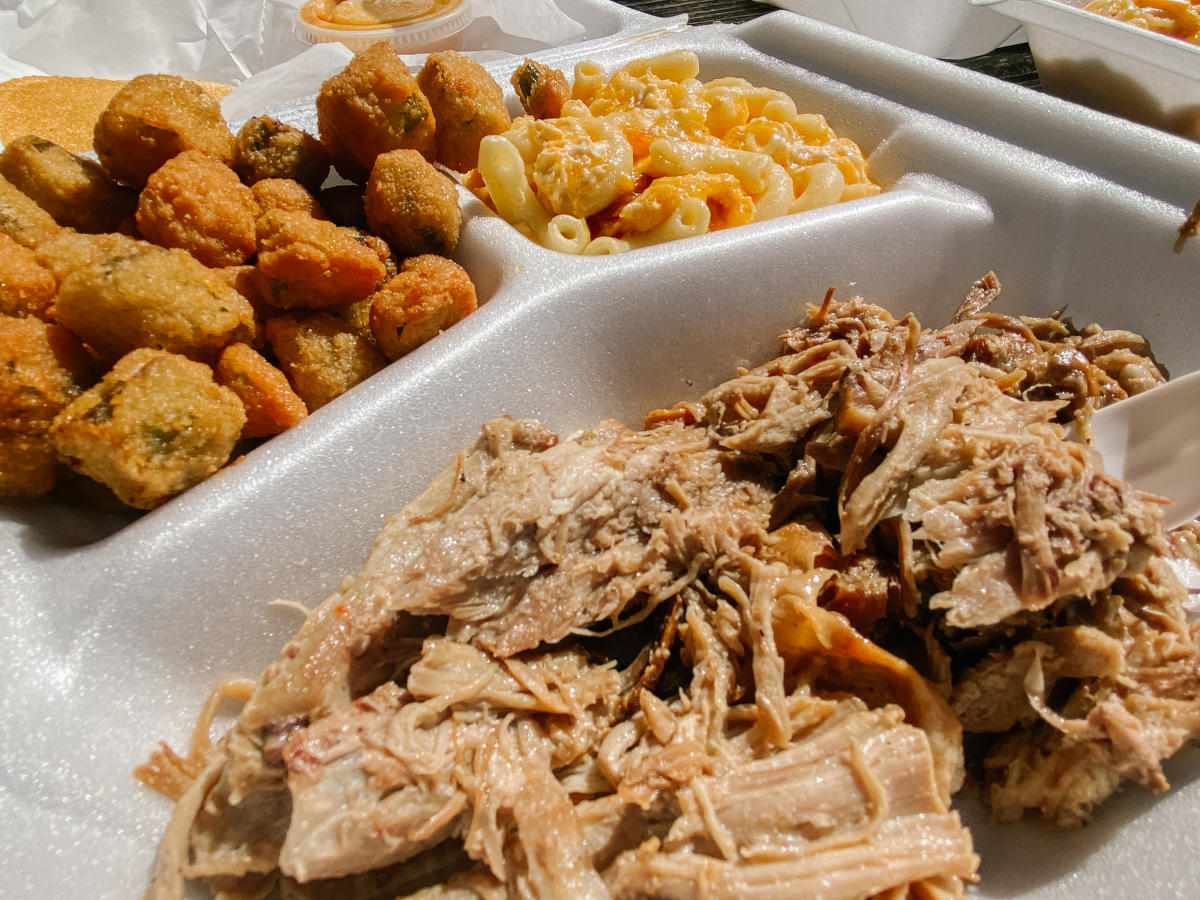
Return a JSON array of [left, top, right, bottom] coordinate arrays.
[[1089, 369, 1200, 530]]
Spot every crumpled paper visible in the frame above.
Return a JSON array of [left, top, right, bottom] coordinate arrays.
[[0, 0, 590, 83]]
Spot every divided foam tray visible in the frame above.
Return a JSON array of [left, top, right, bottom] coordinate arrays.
[[3, 9, 1199, 898]]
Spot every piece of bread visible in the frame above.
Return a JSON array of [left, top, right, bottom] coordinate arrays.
[[0, 75, 232, 153]]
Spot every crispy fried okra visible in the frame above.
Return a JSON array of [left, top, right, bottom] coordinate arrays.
[[1, 315, 92, 498], [264, 313, 386, 411], [0, 173, 62, 249], [368, 255, 477, 360], [511, 59, 571, 119], [417, 51, 511, 172], [316, 42, 437, 183], [0, 316, 91, 433], [1, 430, 59, 500], [93, 74, 235, 188], [254, 209, 387, 310], [51, 348, 245, 509], [233, 116, 331, 190], [213, 342, 307, 438], [0, 233, 57, 319], [0, 135, 138, 234], [54, 242, 257, 363], [350, 227, 396, 277], [136, 150, 260, 268], [251, 178, 327, 220], [363, 149, 461, 257], [212, 264, 274, 322], [335, 297, 376, 345], [33, 230, 146, 286]]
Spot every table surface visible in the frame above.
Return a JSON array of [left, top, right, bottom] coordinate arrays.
[[612, 0, 1043, 88]]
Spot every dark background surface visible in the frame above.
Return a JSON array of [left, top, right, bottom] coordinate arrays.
[[612, 0, 1043, 88]]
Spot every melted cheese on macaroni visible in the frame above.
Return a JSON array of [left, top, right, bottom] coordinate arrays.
[[1083, 0, 1200, 43], [470, 50, 882, 255]]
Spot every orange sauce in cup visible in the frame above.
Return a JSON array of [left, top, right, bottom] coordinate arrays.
[[299, 0, 464, 32]]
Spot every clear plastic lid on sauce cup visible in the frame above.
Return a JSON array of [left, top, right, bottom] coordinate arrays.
[[295, 0, 474, 53]]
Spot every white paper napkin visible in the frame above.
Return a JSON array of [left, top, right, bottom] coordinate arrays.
[[0, 0, 589, 83]]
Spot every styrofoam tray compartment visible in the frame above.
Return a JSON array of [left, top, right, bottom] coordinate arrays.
[[766, 0, 1025, 59], [973, 0, 1200, 139], [3, 11, 1200, 900]]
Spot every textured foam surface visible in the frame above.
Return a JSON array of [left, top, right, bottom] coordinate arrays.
[[3, 7, 1199, 898]]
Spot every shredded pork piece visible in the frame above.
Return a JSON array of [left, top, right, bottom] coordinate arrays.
[[143, 274, 1200, 899]]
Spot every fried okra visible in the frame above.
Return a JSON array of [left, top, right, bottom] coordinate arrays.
[[369, 255, 477, 360], [511, 59, 571, 119], [0, 430, 59, 500], [0, 316, 91, 432], [316, 42, 437, 183], [51, 348, 245, 509], [0, 135, 138, 234], [233, 116, 331, 190], [54, 242, 257, 363], [251, 178, 327, 220], [264, 313, 386, 411], [0, 233, 57, 319], [1, 316, 92, 498], [335, 297, 377, 345], [33, 230, 146, 285], [417, 51, 511, 172], [213, 342, 307, 438], [363, 149, 461, 257], [212, 264, 273, 317], [0, 173, 62, 249], [93, 74, 235, 188], [136, 150, 260, 268], [254, 209, 387, 310]]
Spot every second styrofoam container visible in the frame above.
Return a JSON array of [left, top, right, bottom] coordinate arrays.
[[972, 0, 1200, 139], [764, 0, 1024, 58]]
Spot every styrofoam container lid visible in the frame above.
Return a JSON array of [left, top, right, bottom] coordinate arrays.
[[295, 0, 474, 53], [764, 0, 1025, 59], [972, 0, 1200, 139]]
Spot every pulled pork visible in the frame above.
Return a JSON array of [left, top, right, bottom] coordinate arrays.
[[143, 274, 1200, 898]]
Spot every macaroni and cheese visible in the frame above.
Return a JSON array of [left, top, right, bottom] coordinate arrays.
[[1083, 0, 1200, 43], [469, 50, 881, 254]]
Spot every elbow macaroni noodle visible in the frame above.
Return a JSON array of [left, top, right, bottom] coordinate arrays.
[[470, 50, 882, 255]]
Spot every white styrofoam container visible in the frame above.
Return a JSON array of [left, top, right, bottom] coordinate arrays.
[[3, 7, 1200, 899], [764, 0, 1025, 59], [973, 0, 1200, 139]]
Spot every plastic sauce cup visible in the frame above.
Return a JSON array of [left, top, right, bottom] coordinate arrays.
[[295, 0, 474, 53]]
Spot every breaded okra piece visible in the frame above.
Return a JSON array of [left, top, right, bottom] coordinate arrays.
[[417, 51, 512, 172], [136, 150, 260, 268], [54, 241, 257, 363], [1, 315, 92, 498], [264, 313, 385, 411], [363, 148, 461, 257], [0, 135, 137, 233], [368, 255, 477, 361], [51, 348, 246, 508], [316, 42, 437, 183], [233, 116, 331, 190], [93, 74, 235, 188]]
